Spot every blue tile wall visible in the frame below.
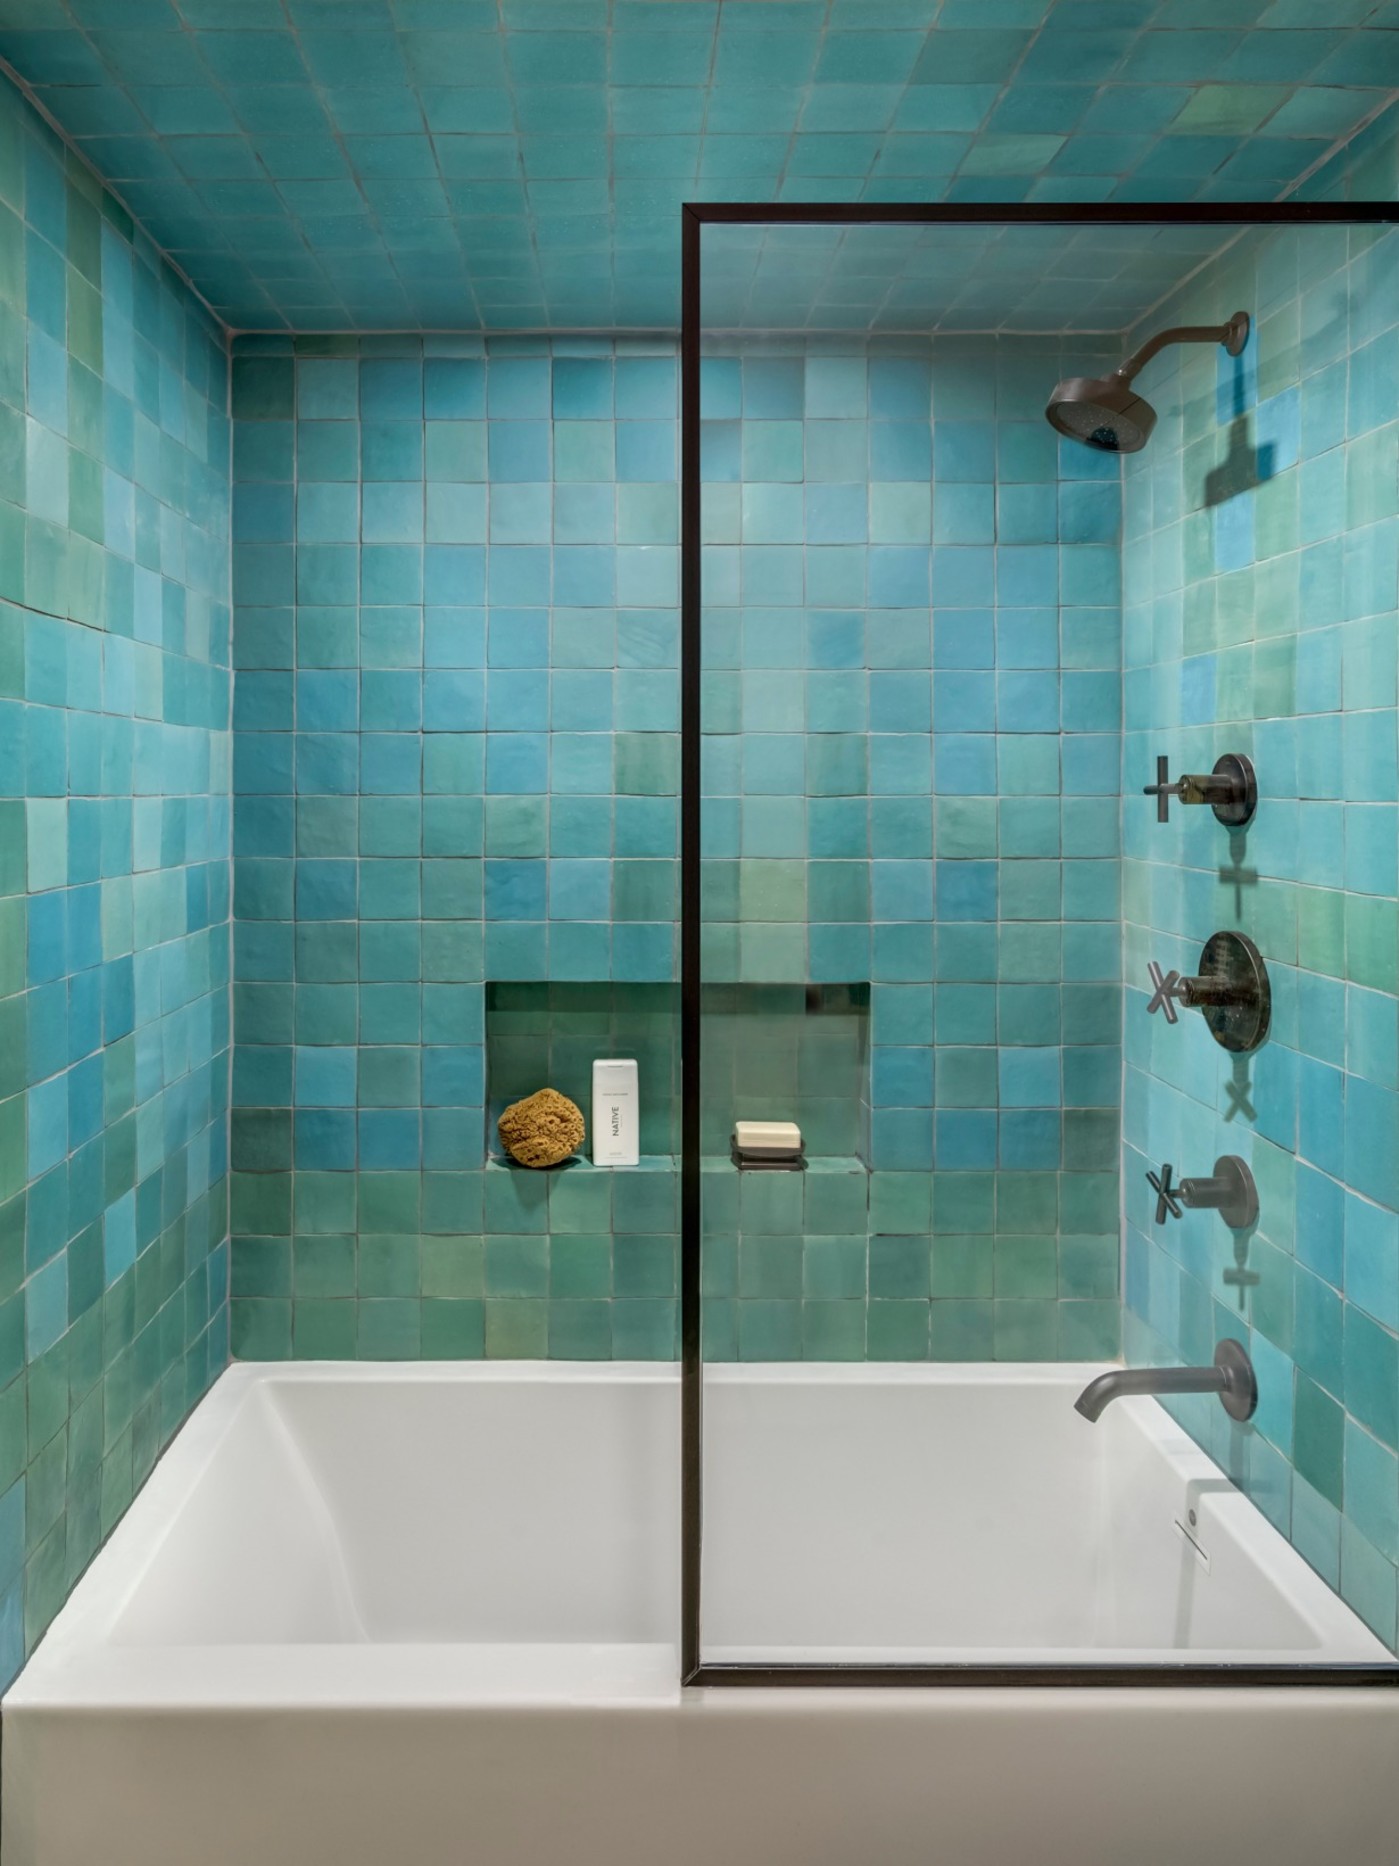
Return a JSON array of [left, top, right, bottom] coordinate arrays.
[[698, 335, 1123, 1362], [0, 71, 231, 1690], [230, 329, 1122, 1364], [1122, 115, 1399, 1650], [0, 2, 1394, 329], [230, 332, 683, 1363]]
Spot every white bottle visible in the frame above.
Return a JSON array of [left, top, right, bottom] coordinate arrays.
[[592, 1059, 639, 1167]]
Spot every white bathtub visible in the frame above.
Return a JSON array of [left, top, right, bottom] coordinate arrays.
[[5, 1362, 1396, 1866]]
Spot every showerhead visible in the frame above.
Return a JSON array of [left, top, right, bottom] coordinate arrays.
[[1045, 375, 1156, 454], [1046, 310, 1249, 455]]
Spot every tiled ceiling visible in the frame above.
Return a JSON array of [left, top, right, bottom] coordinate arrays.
[[0, 0, 1396, 332], [699, 220, 1252, 330]]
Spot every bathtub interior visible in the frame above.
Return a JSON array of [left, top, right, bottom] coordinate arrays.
[[700, 1366, 1385, 1664], [111, 1369, 679, 1650], [77, 1364, 1388, 1680]]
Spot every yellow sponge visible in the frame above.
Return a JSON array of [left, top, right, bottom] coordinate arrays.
[[497, 1087, 585, 1169]]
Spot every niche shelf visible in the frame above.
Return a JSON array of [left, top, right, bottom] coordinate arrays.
[[485, 981, 679, 1166], [698, 982, 870, 1162], [484, 1153, 868, 1178], [484, 980, 869, 1173]]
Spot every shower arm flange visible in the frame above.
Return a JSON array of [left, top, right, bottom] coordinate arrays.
[[1113, 311, 1250, 384]]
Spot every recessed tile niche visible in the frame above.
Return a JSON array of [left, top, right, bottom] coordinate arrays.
[[485, 980, 869, 1169]]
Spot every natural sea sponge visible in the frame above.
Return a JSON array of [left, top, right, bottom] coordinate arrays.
[[497, 1087, 585, 1169]]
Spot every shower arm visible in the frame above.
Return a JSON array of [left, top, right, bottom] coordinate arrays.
[[1111, 312, 1250, 384]]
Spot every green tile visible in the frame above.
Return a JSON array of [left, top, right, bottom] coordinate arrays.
[[994, 1235, 1056, 1299], [232, 1238, 291, 1300], [358, 1299, 421, 1359], [867, 1299, 929, 1361], [869, 1172, 931, 1235], [421, 1235, 484, 1299], [486, 1234, 548, 1299], [993, 1299, 1058, 1360], [358, 1173, 421, 1233], [1057, 1235, 1117, 1300], [549, 1232, 612, 1298], [1058, 1301, 1119, 1361], [294, 1235, 356, 1299], [1346, 896, 1398, 993], [612, 1297, 676, 1360], [737, 1297, 802, 1362], [421, 1299, 486, 1359], [1295, 1374, 1344, 1511], [739, 1234, 802, 1299], [614, 733, 678, 796], [803, 1171, 866, 1236], [995, 1173, 1057, 1235], [231, 1109, 291, 1173], [803, 1234, 865, 1299], [869, 1234, 929, 1300], [296, 1172, 357, 1235], [293, 1300, 358, 1359], [801, 1301, 865, 1361], [548, 1300, 612, 1359], [358, 1235, 420, 1299], [1059, 1174, 1117, 1235], [231, 1173, 291, 1238], [548, 1164, 611, 1239], [928, 1298, 991, 1362], [931, 1172, 994, 1233], [233, 356, 295, 420], [1298, 889, 1345, 979], [230, 1299, 292, 1360]]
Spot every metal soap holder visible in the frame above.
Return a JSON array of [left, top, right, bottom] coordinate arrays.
[[729, 1141, 806, 1173], [1146, 930, 1271, 1054], [1147, 1155, 1258, 1230], [1144, 753, 1257, 827]]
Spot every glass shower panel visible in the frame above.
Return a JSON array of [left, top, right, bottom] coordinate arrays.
[[691, 210, 1399, 1677]]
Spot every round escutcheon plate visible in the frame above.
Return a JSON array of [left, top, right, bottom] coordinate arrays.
[[1198, 929, 1271, 1054], [1215, 1336, 1258, 1422], [1210, 752, 1257, 828]]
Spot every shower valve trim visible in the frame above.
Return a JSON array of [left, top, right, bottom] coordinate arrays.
[[1144, 753, 1257, 828], [1146, 1156, 1259, 1230], [1144, 931, 1271, 1055]]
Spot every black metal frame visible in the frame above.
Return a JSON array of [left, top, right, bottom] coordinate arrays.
[[680, 197, 1399, 1692]]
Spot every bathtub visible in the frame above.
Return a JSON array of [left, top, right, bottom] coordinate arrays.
[[5, 1361, 1396, 1866]]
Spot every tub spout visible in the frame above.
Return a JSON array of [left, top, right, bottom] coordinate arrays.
[[1074, 1339, 1256, 1424]]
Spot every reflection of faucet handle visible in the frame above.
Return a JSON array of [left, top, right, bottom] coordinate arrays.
[[1146, 1163, 1182, 1224], [1146, 960, 1185, 1024], [1148, 950, 1257, 1020]]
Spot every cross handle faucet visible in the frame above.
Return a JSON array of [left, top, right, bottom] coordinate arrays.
[[1144, 1154, 1258, 1230], [1143, 753, 1257, 827]]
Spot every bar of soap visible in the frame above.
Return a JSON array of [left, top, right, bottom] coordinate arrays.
[[733, 1120, 802, 1157]]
